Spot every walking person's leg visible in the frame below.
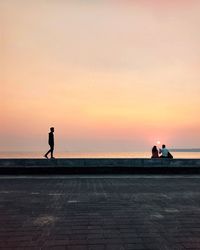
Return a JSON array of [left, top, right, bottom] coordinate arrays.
[[50, 145, 54, 158], [44, 147, 51, 158]]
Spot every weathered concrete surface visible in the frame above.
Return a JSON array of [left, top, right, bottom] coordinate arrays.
[[0, 158, 200, 174], [1, 158, 200, 167], [0, 175, 200, 249]]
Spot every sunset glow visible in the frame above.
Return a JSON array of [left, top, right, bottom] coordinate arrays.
[[1, 0, 200, 152]]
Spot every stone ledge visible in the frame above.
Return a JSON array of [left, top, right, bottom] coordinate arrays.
[[0, 158, 200, 174], [0, 158, 200, 167]]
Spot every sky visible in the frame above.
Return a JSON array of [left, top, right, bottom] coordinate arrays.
[[1, 0, 200, 152]]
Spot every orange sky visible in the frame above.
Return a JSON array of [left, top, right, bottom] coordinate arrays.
[[1, 0, 200, 152]]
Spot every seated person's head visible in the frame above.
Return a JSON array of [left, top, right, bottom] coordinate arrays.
[[152, 146, 157, 152]]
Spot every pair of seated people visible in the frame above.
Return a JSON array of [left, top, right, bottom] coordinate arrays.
[[151, 144, 173, 158]]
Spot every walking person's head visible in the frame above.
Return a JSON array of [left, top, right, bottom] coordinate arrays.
[[162, 144, 166, 149], [50, 127, 54, 132]]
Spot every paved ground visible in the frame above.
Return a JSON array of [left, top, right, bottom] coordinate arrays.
[[0, 175, 200, 250]]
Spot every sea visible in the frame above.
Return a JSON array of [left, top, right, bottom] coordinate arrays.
[[0, 151, 200, 159]]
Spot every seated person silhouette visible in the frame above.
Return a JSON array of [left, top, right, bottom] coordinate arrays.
[[151, 145, 159, 158], [159, 144, 169, 158]]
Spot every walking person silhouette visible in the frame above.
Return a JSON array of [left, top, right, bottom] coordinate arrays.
[[44, 127, 55, 159]]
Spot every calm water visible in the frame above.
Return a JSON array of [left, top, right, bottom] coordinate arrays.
[[0, 151, 200, 159]]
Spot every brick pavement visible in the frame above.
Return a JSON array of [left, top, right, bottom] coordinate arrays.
[[0, 175, 200, 249]]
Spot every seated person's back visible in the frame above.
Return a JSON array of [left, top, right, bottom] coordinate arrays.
[[151, 146, 159, 158], [159, 144, 169, 158]]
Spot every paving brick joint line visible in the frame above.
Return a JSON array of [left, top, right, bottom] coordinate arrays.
[[0, 176, 200, 250]]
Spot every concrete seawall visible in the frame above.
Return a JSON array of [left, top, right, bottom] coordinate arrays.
[[0, 158, 200, 174]]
